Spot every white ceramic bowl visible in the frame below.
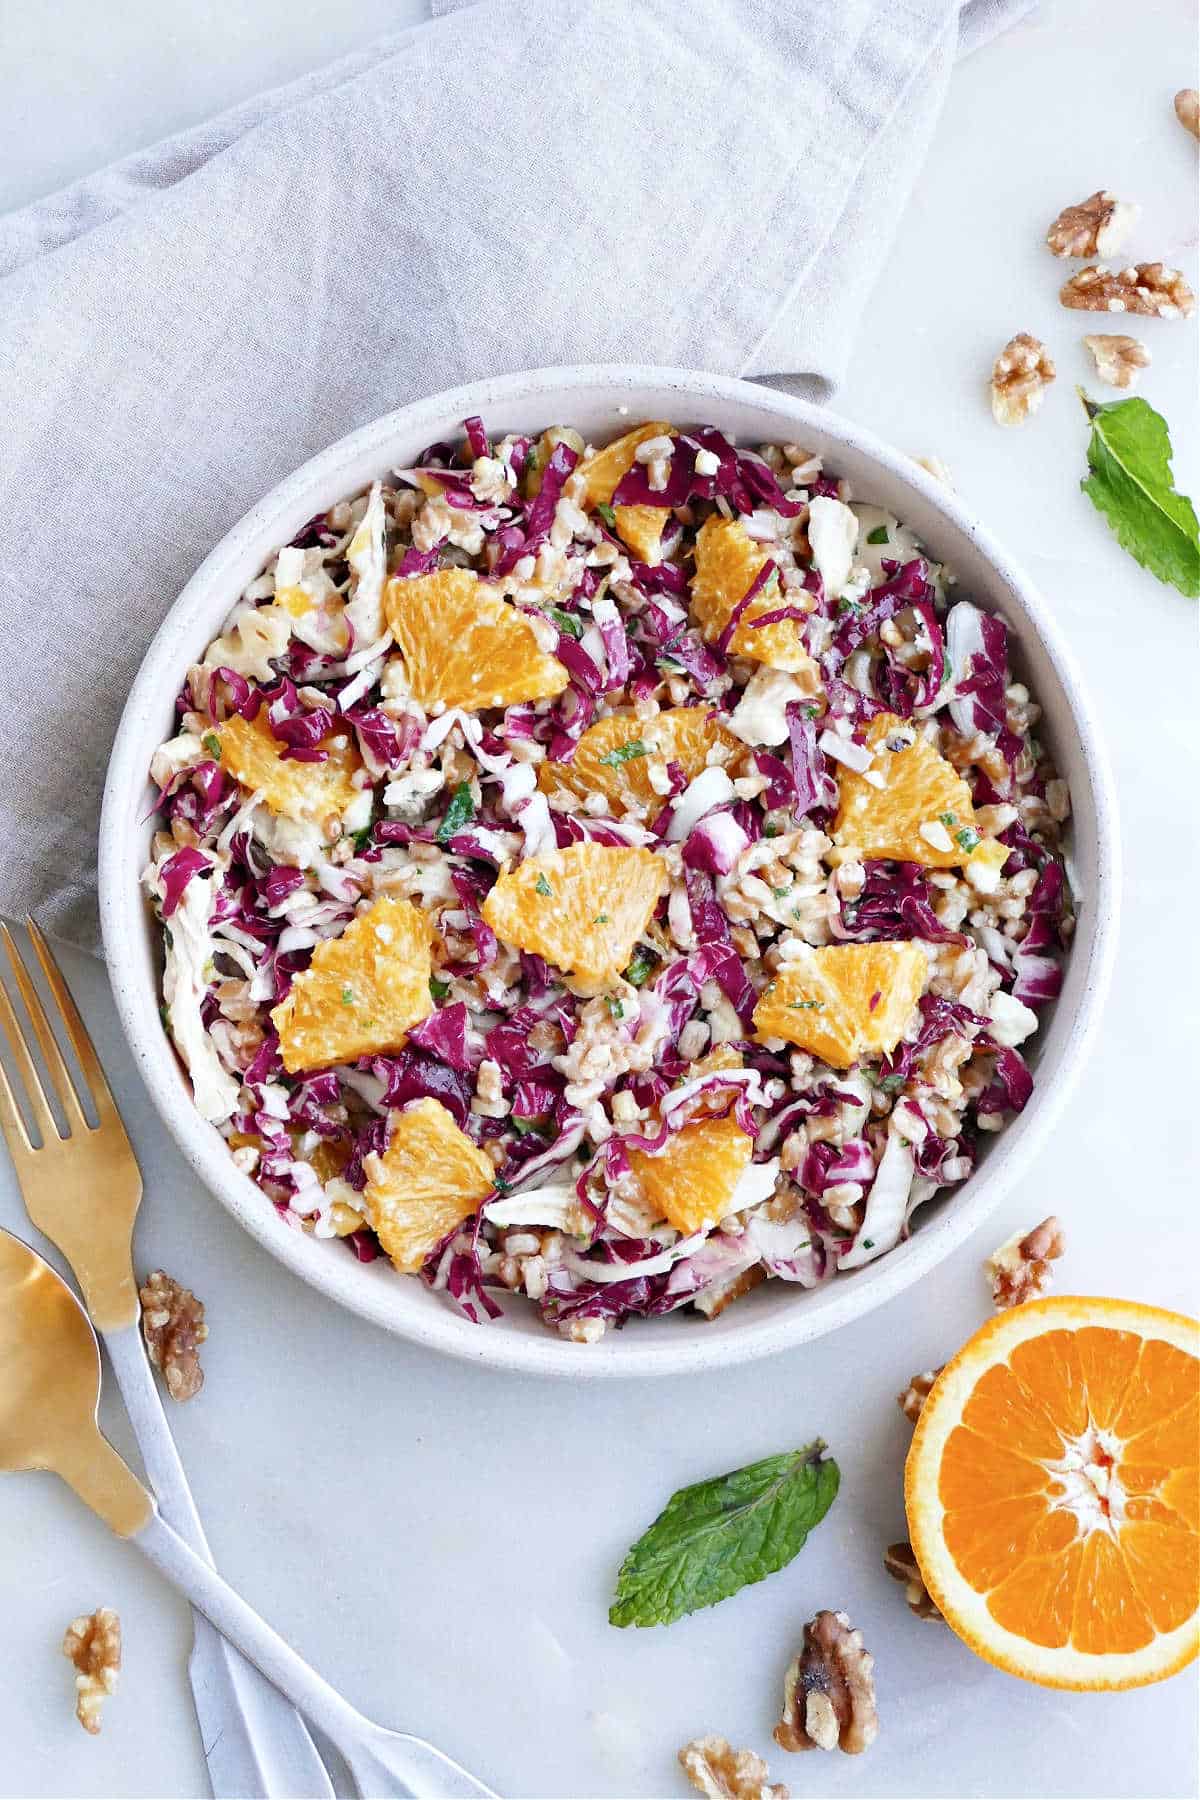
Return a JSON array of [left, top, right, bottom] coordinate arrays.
[[100, 366, 1119, 1378]]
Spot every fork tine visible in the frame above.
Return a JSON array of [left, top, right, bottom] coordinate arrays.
[[0, 1041, 34, 1154], [24, 919, 119, 1126], [1, 923, 89, 1130], [0, 962, 62, 1145]]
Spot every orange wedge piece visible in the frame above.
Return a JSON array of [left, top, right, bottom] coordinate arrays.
[[577, 421, 675, 567], [537, 706, 737, 811], [752, 941, 926, 1068], [481, 843, 667, 990], [906, 1297, 1199, 1690], [690, 516, 813, 673], [383, 567, 568, 711], [270, 895, 434, 1073], [218, 712, 361, 823], [628, 1115, 754, 1237], [832, 713, 981, 868], [362, 1097, 495, 1273]]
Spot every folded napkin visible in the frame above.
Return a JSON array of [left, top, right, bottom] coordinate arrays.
[[0, 0, 1032, 950]]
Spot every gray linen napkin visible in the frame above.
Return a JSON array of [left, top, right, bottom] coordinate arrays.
[[0, 0, 1033, 950]]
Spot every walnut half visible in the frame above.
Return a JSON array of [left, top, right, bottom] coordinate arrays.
[[140, 1270, 208, 1401], [1060, 263, 1196, 319], [990, 333, 1055, 427], [1176, 89, 1200, 140], [679, 1736, 789, 1800], [62, 1608, 121, 1735], [774, 1611, 878, 1756], [986, 1214, 1065, 1309], [883, 1542, 944, 1621], [1083, 333, 1151, 390], [897, 1366, 942, 1424], [1046, 190, 1138, 259]]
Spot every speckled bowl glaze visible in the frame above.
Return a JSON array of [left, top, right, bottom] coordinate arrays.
[[100, 366, 1120, 1377]]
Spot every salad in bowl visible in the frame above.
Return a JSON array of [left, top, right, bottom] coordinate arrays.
[[142, 413, 1073, 1346]]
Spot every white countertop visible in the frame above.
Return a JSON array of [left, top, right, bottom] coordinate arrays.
[[1, 3, 1197, 1797]]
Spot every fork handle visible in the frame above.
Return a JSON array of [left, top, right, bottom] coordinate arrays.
[[104, 1326, 334, 1800], [132, 1510, 496, 1798]]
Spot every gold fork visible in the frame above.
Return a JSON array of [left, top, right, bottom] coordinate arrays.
[[0, 919, 334, 1800]]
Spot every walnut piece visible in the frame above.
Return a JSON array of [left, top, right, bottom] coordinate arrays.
[[914, 454, 954, 488], [774, 1610, 878, 1756], [986, 1214, 1065, 1309], [694, 1263, 766, 1320], [1060, 263, 1195, 319], [1083, 333, 1151, 390], [883, 1542, 944, 1621], [140, 1270, 208, 1401], [1045, 190, 1137, 259], [897, 1366, 942, 1424], [990, 333, 1056, 426], [62, 1608, 121, 1735], [679, 1735, 789, 1800], [1176, 89, 1200, 140]]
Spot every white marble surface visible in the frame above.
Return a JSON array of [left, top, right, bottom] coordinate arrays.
[[1, 3, 1197, 1797]]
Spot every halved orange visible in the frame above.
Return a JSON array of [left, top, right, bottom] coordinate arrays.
[[576, 421, 674, 565], [832, 713, 981, 868], [752, 941, 926, 1069], [481, 843, 667, 991], [218, 712, 361, 823], [383, 567, 568, 711], [270, 895, 434, 1073], [906, 1297, 1199, 1690], [628, 1115, 754, 1237], [537, 707, 737, 812], [690, 517, 814, 674], [362, 1097, 495, 1272]]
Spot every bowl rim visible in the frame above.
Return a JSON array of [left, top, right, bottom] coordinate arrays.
[[99, 362, 1120, 1378]]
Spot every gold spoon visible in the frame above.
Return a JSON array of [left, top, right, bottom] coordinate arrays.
[[0, 1230, 495, 1799]]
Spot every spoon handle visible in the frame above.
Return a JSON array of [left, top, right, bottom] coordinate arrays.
[[131, 1510, 495, 1798]]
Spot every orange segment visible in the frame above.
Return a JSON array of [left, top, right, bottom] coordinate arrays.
[[481, 844, 667, 990], [383, 567, 568, 711], [218, 712, 361, 823], [270, 896, 434, 1074], [752, 941, 926, 1069], [362, 1097, 495, 1273], [906, 1297, 1200, 1690], [690, 516, 814, 673], [628, 1115, 754, 1237], [537, 707, 737, 811], [577, 423, 677, 570], [832, 713, 981, 867]]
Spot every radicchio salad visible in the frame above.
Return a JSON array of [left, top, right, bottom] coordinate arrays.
[[144, 417, 1073, 1342]]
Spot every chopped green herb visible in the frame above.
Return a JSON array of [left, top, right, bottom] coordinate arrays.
[[202, 732, 222, 759], [861, 1238, 875, 1250], [836, 597, 864, 616], [429, 975, 451, 1001], [549, 607, 584, 640], [594, 913, 610, 924], [341, 987, 355, 1006], [772, 886, 790, 900], [866, 524, 890, 546], [874, 1071, 906, 1094], [763, 823, 781, 838], [436, 781, 475, 844], [623, 949, 657, 987], [352, 824, 373, 853], [938, 811, 958, 829], [789, 999, 824, 1011], [955, 825, 981, 852], [159, 1003, 170, 1031], [491, 1175, 513, 1195], [511, 1116, 548, 1137], [804, 704, 820, 719], [598, 739, 649, 768], [606, 995, 625, 1021], [596, 502, 618, 531], [535, 874, 553, 897]]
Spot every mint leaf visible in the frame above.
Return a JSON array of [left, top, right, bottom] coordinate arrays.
[[598, 739, 648, 768], [866, 524, 890, 545], [549, 606, 584, 640], [429, 975, 450, 1001], [623, 948, 657, 987], [596, 502, 618, 530], [534, 874, 553, 897], [202, 731, 222, 759], [1079, 391, 1200, 598], [609, 1441, 839, 1628], [436, 781, 475, 844]]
